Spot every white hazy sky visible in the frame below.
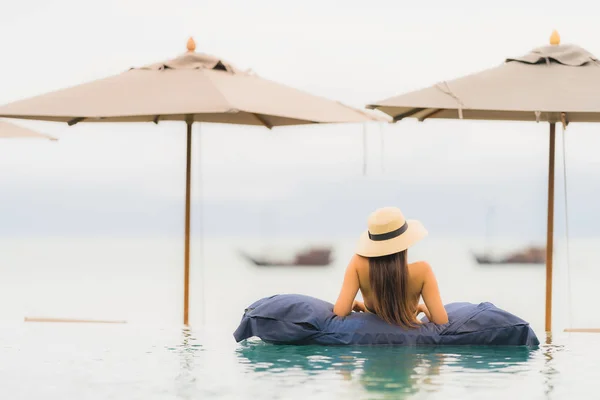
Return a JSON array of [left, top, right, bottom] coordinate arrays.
[[1, 0, 600, 236]]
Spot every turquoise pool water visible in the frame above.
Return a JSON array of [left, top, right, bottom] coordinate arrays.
[[0, 322, 596, 399]]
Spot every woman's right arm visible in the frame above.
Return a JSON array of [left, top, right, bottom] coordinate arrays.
[[419, 261, 449, 324], [333, 255, 361, 317]]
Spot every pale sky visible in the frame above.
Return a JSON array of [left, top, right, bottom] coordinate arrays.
[[1, 0, 600, 238]]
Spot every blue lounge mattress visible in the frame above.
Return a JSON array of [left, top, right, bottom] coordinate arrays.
[[233, 294, 539, 346]]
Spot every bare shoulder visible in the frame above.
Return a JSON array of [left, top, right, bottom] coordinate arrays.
[[351, 253, 369, 272], [408, 260, 433, 279]]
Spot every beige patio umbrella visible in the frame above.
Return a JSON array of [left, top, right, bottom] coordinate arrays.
[[367, 31, 597, 333], [0, 38, 382, 326], [0, 119, 56, 140]]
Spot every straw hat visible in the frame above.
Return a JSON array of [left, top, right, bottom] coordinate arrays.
[[355, 207, 428, 257]]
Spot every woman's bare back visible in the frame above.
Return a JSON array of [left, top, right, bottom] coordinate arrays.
[[354, 255, 424, 315], [333, 254, 448, 325]]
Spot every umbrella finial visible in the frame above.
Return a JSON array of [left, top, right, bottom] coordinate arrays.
[[186, 37, 196, 52], [550, 30, 560, 45]]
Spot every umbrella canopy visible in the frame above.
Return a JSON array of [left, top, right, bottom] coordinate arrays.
[[0, 39, 382, 127], [0, 38, 381, 326], [368, 35, 600, 123], [367, 31, 595, 335], [0, 120, 56, 140]]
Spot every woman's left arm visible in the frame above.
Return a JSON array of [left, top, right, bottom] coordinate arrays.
[[333, 255, 361, 316]]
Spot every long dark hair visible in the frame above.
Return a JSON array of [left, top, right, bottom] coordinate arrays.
[[368, 250, 417, 328]]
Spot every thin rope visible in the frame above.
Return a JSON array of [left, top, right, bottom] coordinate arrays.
[[363, 123, 367, 175], [197, 123, 206, 326], [561, 121, 573, 330], [435, 81, 464, 119], [379, 123, 385, 173]]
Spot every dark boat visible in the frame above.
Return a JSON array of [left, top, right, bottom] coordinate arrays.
[[474, 206, 545, 265], [240, 247, 333, 267], [474, 245, 546, 265]]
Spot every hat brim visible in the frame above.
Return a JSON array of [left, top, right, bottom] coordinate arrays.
[[355, 219, 427, 257]]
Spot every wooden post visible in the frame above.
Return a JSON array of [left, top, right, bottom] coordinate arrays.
[[564, 328, 600, 333], [184, 121, 193, 326], [25, 317, 126, 324], [545, 122, 556, 333]]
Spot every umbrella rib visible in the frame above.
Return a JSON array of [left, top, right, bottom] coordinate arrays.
[[251, 113, 273, 129], [68, 117, 86, 126], [335, 100, 384, 121], [392, 108, 425, 122], [418, 109, 444, 122]]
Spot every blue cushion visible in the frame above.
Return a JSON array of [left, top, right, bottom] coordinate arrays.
[[233, 294, 539, 346]]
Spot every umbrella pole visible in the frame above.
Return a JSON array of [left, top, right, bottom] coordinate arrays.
[[545, 122, 556, 334], [184, 121, 193, 326]]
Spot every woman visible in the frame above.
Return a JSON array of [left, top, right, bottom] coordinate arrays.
[[333, 206, 448, 327]]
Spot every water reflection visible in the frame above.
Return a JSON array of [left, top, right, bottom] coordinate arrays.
[[236, 340, 538, 397], [540, 336, 565, 399], [167, 328, 204, 400]]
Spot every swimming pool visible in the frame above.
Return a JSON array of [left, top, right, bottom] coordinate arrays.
[[0, 322, 595, 399], [1, 236, 598, 398]]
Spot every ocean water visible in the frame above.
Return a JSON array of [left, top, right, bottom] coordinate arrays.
[[0, 235, 598, 399]]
